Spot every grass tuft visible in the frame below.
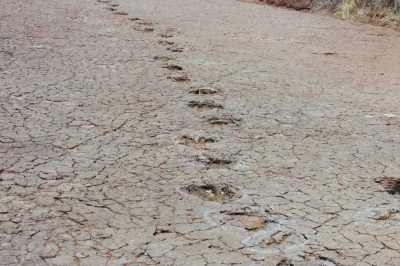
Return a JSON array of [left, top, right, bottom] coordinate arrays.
[[340, 0, 358, 19]]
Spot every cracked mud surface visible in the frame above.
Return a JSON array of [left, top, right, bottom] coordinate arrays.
[[1, 0, 400, 265]]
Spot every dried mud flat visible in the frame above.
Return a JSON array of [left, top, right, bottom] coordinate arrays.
[[1, 0, 400, 265]]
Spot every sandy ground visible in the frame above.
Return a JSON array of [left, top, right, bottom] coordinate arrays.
[[1, 0, 400, 265]]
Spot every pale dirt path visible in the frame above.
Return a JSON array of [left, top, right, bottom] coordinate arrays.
[[1, 0, 400, 265]]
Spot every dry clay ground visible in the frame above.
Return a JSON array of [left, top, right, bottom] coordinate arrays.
[[1, 0, 400, 265]]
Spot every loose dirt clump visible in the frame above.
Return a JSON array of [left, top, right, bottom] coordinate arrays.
[[183, 183, 236, 202]]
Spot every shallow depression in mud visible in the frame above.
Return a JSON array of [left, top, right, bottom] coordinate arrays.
[[168, 75, 190, 83], [167, 46, 183, 52], [190, 86, 219, 96], [207, 158, 233, 169], [158, 40, 174, 45], [375, 177, 400, 195], [182, 183, 239, 203], [188, 100, 223, 111], [154, 55, 173, 62], [207, 116, 239, 126], [225, 212, 266, 231], [180, 136, 216, 148], [196, 153, 235, 169], [163, 64, 183, 71]]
